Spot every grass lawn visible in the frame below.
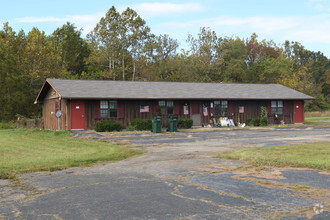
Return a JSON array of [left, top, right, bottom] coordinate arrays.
[[216, 142, 330, 171], [305, 116, 330, 121], [304, 111, 330, 125], [304, 116, 330, 126], [0, 129, 144, 179]]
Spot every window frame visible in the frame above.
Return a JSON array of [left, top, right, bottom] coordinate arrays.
[[214, 100, 228, 117], [158, 100, 174, 115], [100, 100, 118, 118], [271, 100, 283, 115]]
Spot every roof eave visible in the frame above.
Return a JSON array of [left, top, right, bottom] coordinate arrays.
[[60, 97, 315, 100]]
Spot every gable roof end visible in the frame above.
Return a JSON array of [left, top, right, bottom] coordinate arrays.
[[34, 79, 62, 104]]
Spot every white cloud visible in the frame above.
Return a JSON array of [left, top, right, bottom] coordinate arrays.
[[308, 0, 330, 12], [158, 14, 330, 46], [13, 12, 105, 35], [132, 2, 204, 17]]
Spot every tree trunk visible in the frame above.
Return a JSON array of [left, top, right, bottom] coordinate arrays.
[[113, 60, 115, 71], [132, 61, 135, 81], [108, 56, 111, 70], [122, 53, 125, 80]]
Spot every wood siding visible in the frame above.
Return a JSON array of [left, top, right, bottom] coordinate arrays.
[[42, 98, 69, 130], [43, 99, 297, 130]]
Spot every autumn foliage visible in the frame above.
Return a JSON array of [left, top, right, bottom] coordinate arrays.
[[0, 7, 329, 121]]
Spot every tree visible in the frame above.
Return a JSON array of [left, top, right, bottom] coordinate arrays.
[[51, 22, 90, 75], [143, 34, 179, 81], [0, 23, 28, 121], [217, 37, 248, 82], [186, 27, 218, 82], [87, 6, 150, 80]]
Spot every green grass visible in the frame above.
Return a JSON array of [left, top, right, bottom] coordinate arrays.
[[304, 110, 330, 118], [0, 129, 143, 179], [304, 121, 330, 126], [216, 142, 330, 171], [304, 115, 330, 125], [305, 116, 330, 121], [304, 112, 330, 125], [304, 110, 330, 125]]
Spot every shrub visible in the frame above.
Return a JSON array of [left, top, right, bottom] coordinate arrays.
[[246, 118, 260, 126], [130, 119, 152, 131], [0, 121, 17, 129], [178, 118, 193, 129], [246, 117, 268, 127], [260, 117, 268, 126], [94, 120, 122, 132], [246, 118, 253, 126], [247, 118, 258, 126], [305, 95, 330, 112]]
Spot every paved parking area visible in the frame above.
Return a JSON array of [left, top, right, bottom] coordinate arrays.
[[0, 126, 329, 219]]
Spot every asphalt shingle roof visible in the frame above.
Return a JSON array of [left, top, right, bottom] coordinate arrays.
[[37, 78, 314, 101]]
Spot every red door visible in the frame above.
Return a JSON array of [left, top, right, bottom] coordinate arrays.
[[191, 102, 200, 114], [294, 100, 304, 123], [71, 100, 85, 129], [191, 101, 201, 126]]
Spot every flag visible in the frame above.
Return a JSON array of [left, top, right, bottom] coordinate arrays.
[[140, 105, 149, 113], [203, 107, 208, 116], [183, 105, 189, 115], [239, 106, 244, 113]]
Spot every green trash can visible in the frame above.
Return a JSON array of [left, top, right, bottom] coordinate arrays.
[[152, 116, 162, 133], [167, 116, 178, 132]]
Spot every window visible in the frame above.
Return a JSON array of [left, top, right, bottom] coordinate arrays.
[[214, 100, 228, 116], [158, 100, 174, 115], [271, 101, 283, 115], [166, 101, 174, 114], [100, 100, 117, 118]]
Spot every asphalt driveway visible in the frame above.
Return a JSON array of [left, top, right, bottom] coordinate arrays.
[[0, 126, 329, 219]]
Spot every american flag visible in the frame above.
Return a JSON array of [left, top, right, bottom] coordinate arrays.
[[140, 105, 149, 113], [203, 107, 208, 116], [184, 106, 189, 115], [239, 106, 244, 113]]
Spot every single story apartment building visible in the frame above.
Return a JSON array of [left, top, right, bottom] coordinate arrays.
[[34, 78, 314, 130]]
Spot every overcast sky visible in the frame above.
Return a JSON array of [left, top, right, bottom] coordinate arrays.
[[1, 0, 330, 57]]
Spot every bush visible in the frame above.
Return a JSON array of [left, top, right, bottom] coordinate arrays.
[[305, 95, 330, 112], [246, 117, 268, 127], [178, 118, 193, 129], [130, 119, 152, 131], [94, 120, 122, 132], [246, 118, 259, 126], [0, 121, 17, 129], [260, 117, 268, 126]]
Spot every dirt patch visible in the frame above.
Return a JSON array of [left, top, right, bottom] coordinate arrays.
[[0, 179, 40, 204]]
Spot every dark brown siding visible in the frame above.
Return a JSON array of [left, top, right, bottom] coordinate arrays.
[[94, 100, 155, 129], [231, 100, 294, 125], [118, 101, 125, 119], [179, 102, 190, 119], [174, 101, 180, 115], [67, 99, 297, 130], [267, 100, 294, 124], [85, 100, 95, 130], [228, 101, 234, 117], [232, 100, 268, 124], [94, 100, 100, 118]]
